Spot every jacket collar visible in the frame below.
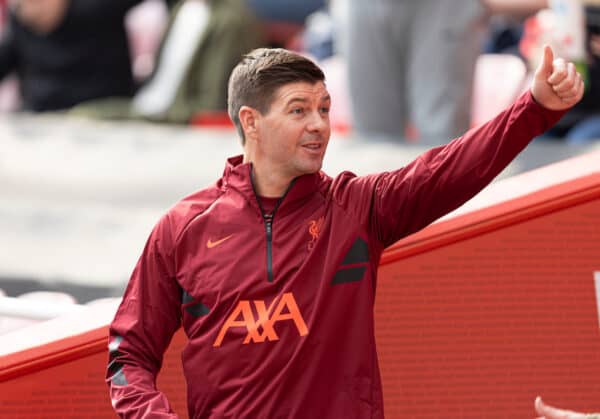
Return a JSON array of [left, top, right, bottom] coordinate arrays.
[[222, 155, 322, 214]]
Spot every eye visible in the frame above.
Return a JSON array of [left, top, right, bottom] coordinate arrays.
[[291, 108, 304, 115], [320, 107, 330, 114]]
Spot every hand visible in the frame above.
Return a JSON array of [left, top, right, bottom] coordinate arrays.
[[10, 0, 69, 34], [535, 396, 588, 419], [530, 45, 585, 111]]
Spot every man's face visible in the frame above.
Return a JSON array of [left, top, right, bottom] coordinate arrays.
[[254, 81, 331, 181]]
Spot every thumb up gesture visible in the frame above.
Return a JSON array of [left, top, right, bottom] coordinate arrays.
[[531, 45, 585, 111]]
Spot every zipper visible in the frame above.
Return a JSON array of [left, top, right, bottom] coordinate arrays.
[[251, 175, 296, 283], [262, 197, 285, 283], [264, 213, 274, 282]]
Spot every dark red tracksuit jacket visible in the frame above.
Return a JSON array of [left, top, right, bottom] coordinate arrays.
[[107, 92, 565, 418]]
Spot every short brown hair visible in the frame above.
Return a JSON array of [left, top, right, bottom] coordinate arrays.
[[227, 48, 325, 143]]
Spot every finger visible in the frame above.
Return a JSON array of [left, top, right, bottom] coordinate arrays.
[[559, 93, 581, 106], [548, 58, 568, 85], [567, 83, 585, 102], [553, 63, 577, 95], [557, 75, 584, 101], [537, 44, 555, 78]]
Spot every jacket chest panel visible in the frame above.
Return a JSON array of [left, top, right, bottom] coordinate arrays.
[[175, 195, 378, 344], [177, 221, 265, 293]]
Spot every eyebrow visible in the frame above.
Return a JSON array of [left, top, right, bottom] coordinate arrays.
[[284, 95, 331, 107]]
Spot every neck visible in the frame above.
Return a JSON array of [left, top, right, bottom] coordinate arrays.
[[251, 164, 293, 198], [243, 146, 295, 197]]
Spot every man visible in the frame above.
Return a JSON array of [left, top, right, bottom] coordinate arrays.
[[107, 46, 583, 418]]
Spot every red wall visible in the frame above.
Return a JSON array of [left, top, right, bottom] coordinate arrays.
[[0, 328, 190, 418], [376, 198, 600, 418]]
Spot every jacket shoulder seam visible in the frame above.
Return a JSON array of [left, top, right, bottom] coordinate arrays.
[[329, 172, 371, 232], [171, 188, 225, 247]]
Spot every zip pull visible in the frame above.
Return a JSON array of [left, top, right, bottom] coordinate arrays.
[[266, 219, 272, 234]]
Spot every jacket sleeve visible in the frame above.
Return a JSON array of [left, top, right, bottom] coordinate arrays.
[[370, 90, 567, 247], [107, 213, 182, 418], [333, 91, 567, 248]]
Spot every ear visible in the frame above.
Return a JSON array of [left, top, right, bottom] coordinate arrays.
[[239, 106, 260, 141]]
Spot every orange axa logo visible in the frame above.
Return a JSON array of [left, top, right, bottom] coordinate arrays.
[[213, 292, 308, 347], [307, 217, 324, 250]]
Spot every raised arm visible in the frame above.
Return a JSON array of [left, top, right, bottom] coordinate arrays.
[[107, 214, 182, 418], [368, 45, 583, 246]]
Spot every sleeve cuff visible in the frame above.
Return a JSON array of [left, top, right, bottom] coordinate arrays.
[[523, 89, 570, 129]]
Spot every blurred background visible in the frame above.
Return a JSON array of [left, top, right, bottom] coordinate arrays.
[[1, 0, 599, 331]]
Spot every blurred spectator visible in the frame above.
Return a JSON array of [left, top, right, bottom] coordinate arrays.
[[246, 0, 325, 49], [481, 0, 549, 55], [0, 0, 151, 112], [340, 0, 490, 144], [338, 0, 556, 143], [483, 16, 526, 56], [302, 8, 335, 60], [0, 0, 7, 26], [521, 0, 600, 143], [247, 0, 325, 25], [71, 0, 266, 124]]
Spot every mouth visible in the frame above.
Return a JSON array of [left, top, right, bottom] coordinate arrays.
[[301, 142, 324, 153], [302, 143, 325, 158]]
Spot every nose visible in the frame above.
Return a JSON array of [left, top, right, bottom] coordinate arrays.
[[306, 109, 329, 133]]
